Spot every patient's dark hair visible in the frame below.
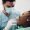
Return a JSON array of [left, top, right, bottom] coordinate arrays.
[[28, 11, 30, 12], [28, 11, 30, 14], [2, 0, 15, 4]]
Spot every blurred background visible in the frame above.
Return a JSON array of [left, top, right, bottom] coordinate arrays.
[[16, 0, 30, 15], [0, 0, 30, 14]]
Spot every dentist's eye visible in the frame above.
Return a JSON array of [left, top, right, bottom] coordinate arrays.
[[7, 6, 11, 8]]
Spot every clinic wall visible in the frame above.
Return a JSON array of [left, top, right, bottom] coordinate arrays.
[[0, 0, 30, 13], [16, 0, 30, 14]]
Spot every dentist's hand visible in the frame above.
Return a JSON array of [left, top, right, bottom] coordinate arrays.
[[3, 19, 17, 30]]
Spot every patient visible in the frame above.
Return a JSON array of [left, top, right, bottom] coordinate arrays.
[[3, 11, 30, 30], [19, 11, 30, 27]]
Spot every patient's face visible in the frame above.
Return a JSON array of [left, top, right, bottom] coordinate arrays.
[[18, 11, 30, 27]]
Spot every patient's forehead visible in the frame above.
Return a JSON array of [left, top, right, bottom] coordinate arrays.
[[20, 9, 30, 16], [22, 11, 30, 15]]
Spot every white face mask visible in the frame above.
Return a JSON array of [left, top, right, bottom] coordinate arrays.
[[5, 7, 15, 14], [5, 7, 17, 19]]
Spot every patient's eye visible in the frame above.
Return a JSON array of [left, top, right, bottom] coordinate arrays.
[[28, 11, 30, 14], [28, 11, 30, 12]]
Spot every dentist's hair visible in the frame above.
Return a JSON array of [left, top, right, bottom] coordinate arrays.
[[2, 0, 15, 4]]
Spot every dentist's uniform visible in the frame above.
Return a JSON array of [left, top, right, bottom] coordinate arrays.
[[0, 7, 20, 30]]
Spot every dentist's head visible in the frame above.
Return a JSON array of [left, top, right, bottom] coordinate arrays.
[[2, 0, 15, 8], [2, 0, 15, 16]]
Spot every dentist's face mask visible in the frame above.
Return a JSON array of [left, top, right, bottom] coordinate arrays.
[[5, 7, 15, 13]]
